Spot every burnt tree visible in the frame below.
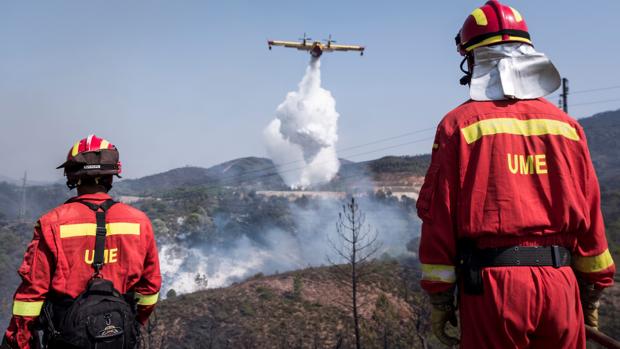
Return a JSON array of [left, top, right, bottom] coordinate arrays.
[[328, 197, 382, 349]]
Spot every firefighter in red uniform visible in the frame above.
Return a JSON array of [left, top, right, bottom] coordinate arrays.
[[2, 135, 161, 349], [417, 1, 615, 348]]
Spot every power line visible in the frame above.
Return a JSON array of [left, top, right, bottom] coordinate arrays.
[[125, 134, 435, 198], [137, 80, 616, 191], [273, 127, 434, 173], [337, 137, 433, 161], [338, 127, 435, 152], [134, 82, 619, 194], [549, 84, 620, 98], [555, 80, 620, 112], [549, 85, 620, 97], [189, 126, 435, 184], [133, 85, 615, 197], [571, 98, 620, 108], [275, 136, 433, 178], [570, 85, 620, 95], [214, 135, 434, 187], [127, 81, 619, 198], [130, 79, 617, 194], [19, 172, 27, 222]]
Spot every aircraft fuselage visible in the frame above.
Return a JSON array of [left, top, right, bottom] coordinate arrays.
[[309, 44, 323, 57], [268, 36, 364, 57]]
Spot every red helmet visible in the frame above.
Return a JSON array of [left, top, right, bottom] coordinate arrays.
[[456, 0, 531, 55], [57, 134, 122, 188]]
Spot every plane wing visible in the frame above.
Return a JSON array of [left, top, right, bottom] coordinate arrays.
[[268, 40, 311, 49], [328, 44, 365, 52]]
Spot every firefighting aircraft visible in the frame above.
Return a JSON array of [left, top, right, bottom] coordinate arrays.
[[268, 34, 365, 58]]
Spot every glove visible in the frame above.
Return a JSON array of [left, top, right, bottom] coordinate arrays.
[[579, 282, 603, 329], [429, 290, 460, 347]]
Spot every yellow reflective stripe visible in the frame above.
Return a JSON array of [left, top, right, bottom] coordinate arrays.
[[13, 301, 44, 316], [71, 141, 81, 156], [461, 118, 580, 144], [421, 264, 456, 283], [471, 8, 488, 26], [510, 7, 523, 22], [100, 139, 109, 149], [136, 292, 159, 306], [465, 35, 532, 52], [108, 223, 140, 236], [60, 223, 95, 238], [573, 249, 615, 274], [60, 223, 140, 238], [432, 143, 439, 150]]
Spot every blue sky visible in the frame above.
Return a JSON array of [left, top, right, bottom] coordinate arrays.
[[1, 0, 619, 181]]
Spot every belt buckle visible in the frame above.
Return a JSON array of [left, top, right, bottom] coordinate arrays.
[[551, 245, 561, 268]]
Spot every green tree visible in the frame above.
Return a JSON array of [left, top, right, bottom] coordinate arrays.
[[166, 288, 177, 299], [292, 274, 303, 300]]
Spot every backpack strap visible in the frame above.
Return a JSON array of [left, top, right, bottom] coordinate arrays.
[[67, 198, 117, 275]]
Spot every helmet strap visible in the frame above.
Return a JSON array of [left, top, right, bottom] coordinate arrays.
[[459, 56, 473, 86], [66, 180, 78, 190], [67, 175, 113, 192], [100, 176, 113, 192]]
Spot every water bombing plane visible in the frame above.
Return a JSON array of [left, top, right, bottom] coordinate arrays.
[[268, 34, 365, 58]]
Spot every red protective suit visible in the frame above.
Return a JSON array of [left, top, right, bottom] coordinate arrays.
[[4, 193, 161, 349], [417, 98, 615, 348]]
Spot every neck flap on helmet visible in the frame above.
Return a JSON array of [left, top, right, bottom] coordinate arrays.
[[468, 43, 561, 101]]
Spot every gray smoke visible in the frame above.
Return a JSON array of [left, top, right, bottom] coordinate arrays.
[[158, 196, 420, 297]]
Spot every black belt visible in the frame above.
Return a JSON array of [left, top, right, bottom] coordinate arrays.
[[473, 245, 571, 268]]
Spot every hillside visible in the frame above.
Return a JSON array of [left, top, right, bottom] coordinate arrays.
[[114, 155, 431, 196], [579, 109, 620, 260], [0, 222, 32, 323], [0, 175, 18, 185], [116, 158, 288, 195], [0, 154, 429, 221], [144, 259, 619, 349], [579, 109, 620, 189], [142, 260, 445, 349], [325, 155, 429, 192], [0, 182, 70, 221]]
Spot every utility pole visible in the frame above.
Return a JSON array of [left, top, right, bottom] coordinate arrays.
[[19, 171, 27, 222], [559, 78, 569, 113]]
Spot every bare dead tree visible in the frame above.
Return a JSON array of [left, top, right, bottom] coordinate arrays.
[[328, 197, 382, 349]]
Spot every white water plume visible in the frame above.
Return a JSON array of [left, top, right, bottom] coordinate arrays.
[[264, 58, 340, 189]]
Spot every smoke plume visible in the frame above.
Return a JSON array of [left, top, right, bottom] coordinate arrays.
[[157, 195, 420, 298], [264, 58, 340, 189]]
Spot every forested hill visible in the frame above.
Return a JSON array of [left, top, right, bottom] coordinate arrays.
[[579, 109, 620, 190], [113, 155, 431, 196], [142, 260, 440, 349], [579, 109, 620, 270]]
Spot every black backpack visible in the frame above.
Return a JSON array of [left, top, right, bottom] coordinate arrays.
[[41, 199, 138, 349]]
